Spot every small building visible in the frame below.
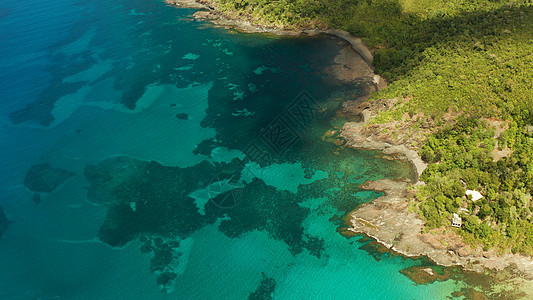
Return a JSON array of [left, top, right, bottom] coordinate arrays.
[[466, 190, 483, 201], [458, 208, 469, 214], [451, 213, 462, 228]]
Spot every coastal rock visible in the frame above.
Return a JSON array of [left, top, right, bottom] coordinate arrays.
[[346, 177, 533, 277], [341, 97, 398, 116], [456, 246, 474, 257], [323, 41, 387, 101], [193, 11, 218, 20], [339, 100, 533, 277], [340, 98, 427, 182], [165, 0, 208, 9], [23, 164, 75, 193], [399, 265, 453, 285], [323, 29, 373, 65], [340, 121, 426, 182], [344, 179, 419, 251], [326, 44, 374, 85]]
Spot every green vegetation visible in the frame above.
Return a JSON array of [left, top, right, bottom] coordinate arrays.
[[417, 116, 533, 254], [210, 0, 533, 254]]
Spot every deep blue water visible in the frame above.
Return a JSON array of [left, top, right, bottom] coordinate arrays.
[[0, 0, 465, 298]]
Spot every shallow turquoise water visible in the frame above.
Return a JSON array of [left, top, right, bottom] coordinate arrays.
[[0, 0, 465, 298]]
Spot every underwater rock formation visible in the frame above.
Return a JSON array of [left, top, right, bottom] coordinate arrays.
[[0, 206, 9, 239], [24, 164, 75, 193]]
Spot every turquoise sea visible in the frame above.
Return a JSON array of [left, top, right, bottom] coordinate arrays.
[[0, 0, 483, 298]]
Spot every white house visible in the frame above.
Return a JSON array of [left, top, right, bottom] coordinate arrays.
[[451, 213, 462, 228], [466, 190, 483, 201]]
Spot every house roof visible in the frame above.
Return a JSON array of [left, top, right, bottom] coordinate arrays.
[[451, 213, 462, 227], [466, 190, 483, 201]]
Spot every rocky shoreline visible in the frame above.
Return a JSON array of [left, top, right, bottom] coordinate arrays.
[[166, 0, 533, 292], [345, 179, 533, 275], [339, 99, 533, 285], [339, 98, 427, 182]]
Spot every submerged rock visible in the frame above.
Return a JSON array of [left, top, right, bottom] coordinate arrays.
[[176, 113, 189, 120], [249, 273, 276, 300], [399, 265, 453, 285], [32, 193, 41, 204], [0, 206, 9, 239], [24, 164, 75, 193]]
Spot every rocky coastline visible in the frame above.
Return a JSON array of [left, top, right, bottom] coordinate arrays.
[[345, 179, 533, 275], [166, 0, 533, 292], [339, 99, 533, 289]]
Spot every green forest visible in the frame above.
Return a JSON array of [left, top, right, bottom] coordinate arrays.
[[209, 0, 533, 254]]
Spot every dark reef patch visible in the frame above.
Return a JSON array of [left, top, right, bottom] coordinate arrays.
[[84, 156, 147, 206], [206, 179, 311, 255], [85, 157, 243, 246], [0, 8, 12, 19], [84, 155, 327, 256], [0, 206, 9, 240], [24, 164, 75, 193], [82, 148, 410, 290], [357, 239, 392, 262], [176, 113, 189, 120], [249, 273, 276, 300], [139, 235, 181, 292], [84, 155, 329, 289], [78, 146, 416, 293], [10, 55, 92, 126], [32, 193, 41, 204], [193, 138, 219, 156], [302, 234, 326, 259]]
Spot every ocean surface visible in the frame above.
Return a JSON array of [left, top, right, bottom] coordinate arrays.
[[0, 0, 470, 298]]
